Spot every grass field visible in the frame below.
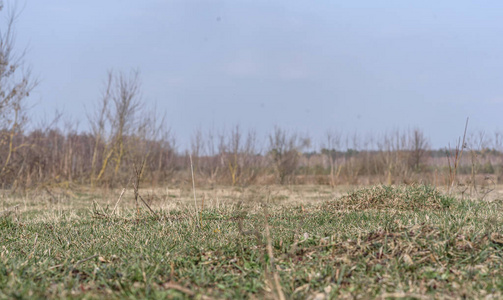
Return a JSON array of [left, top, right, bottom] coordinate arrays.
[[1, 184, 503, 299]]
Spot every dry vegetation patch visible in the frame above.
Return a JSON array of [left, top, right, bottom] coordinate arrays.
[[280, 223, 503, 299], [325, 184, 455, 211]]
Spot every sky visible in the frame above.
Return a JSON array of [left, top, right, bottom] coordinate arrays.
[[9, 0, 503, 150]]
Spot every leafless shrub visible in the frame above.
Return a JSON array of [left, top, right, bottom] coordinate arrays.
[[219, 125, 259, 186], [93, 70, 142, 185], [268, 127, 310, 184], [408, 128, 430, 172], [446, 118, 469, 193], [321, 130, 342, 187]]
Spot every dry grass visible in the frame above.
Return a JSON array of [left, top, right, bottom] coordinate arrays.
[[1, 184, 503, 299], [325, 184, 454, 211]]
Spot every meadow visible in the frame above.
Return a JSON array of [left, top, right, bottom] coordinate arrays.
[[2, 2, 503, 299], [2, 184, 503, 299]]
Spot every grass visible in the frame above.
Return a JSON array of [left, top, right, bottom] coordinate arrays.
[[326, 184, 455, 210], [1, 184, 503, 299]]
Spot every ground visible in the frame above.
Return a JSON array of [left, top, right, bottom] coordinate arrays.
[[1, 184, 503, 299]]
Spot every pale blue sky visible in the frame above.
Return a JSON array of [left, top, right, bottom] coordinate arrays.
[[12, 1, 503, 149]]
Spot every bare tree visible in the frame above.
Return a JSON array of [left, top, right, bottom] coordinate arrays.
[[88, 72, 112, 186], [342, 132, 363, 184], [321, 130, 342, 187], [220, 125, 259, 186], [93, 70, 142, 184], [225, 125, 242, 185], [0, 2, 37, 184], [111, 70, 142, 177], [204, 127, 222, 184], [241, 128, 259, 184], [268, 126, 310, 184], [408, 128, 429, 172]]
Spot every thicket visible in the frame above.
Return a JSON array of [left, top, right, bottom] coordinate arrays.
[[1, 110, 502, 190]]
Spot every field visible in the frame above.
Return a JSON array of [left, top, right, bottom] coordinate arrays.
[[2, 184, 503, 299]]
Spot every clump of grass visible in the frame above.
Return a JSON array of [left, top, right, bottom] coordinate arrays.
[[283, 222, 503, 298], [326, 184, 454, 211]]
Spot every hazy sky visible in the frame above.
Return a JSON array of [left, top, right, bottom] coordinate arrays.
[[11, 0, 503, 149]]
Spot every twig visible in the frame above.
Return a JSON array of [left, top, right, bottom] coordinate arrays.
[[111, 187, 126, 216], [162, 282, 214, 300], [200, 194, 205, 227], [447, 117, 469, 193], [479, 176, 496, 200], [236, 201, 263, 246], [163, 282, 195, 296], [92, 200, 106, 217], [453, 117, 469, 176], [133, 163, 142, 216], [263, 204, 286, 300], [75, 254, 99, 266], [138, 194, 158, 217], [189, 154, 199, 226], [49, 254, 99, 270], [132, 158, 149, 217]]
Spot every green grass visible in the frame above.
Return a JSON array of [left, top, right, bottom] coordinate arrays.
[[1, 185, 503, 299]]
